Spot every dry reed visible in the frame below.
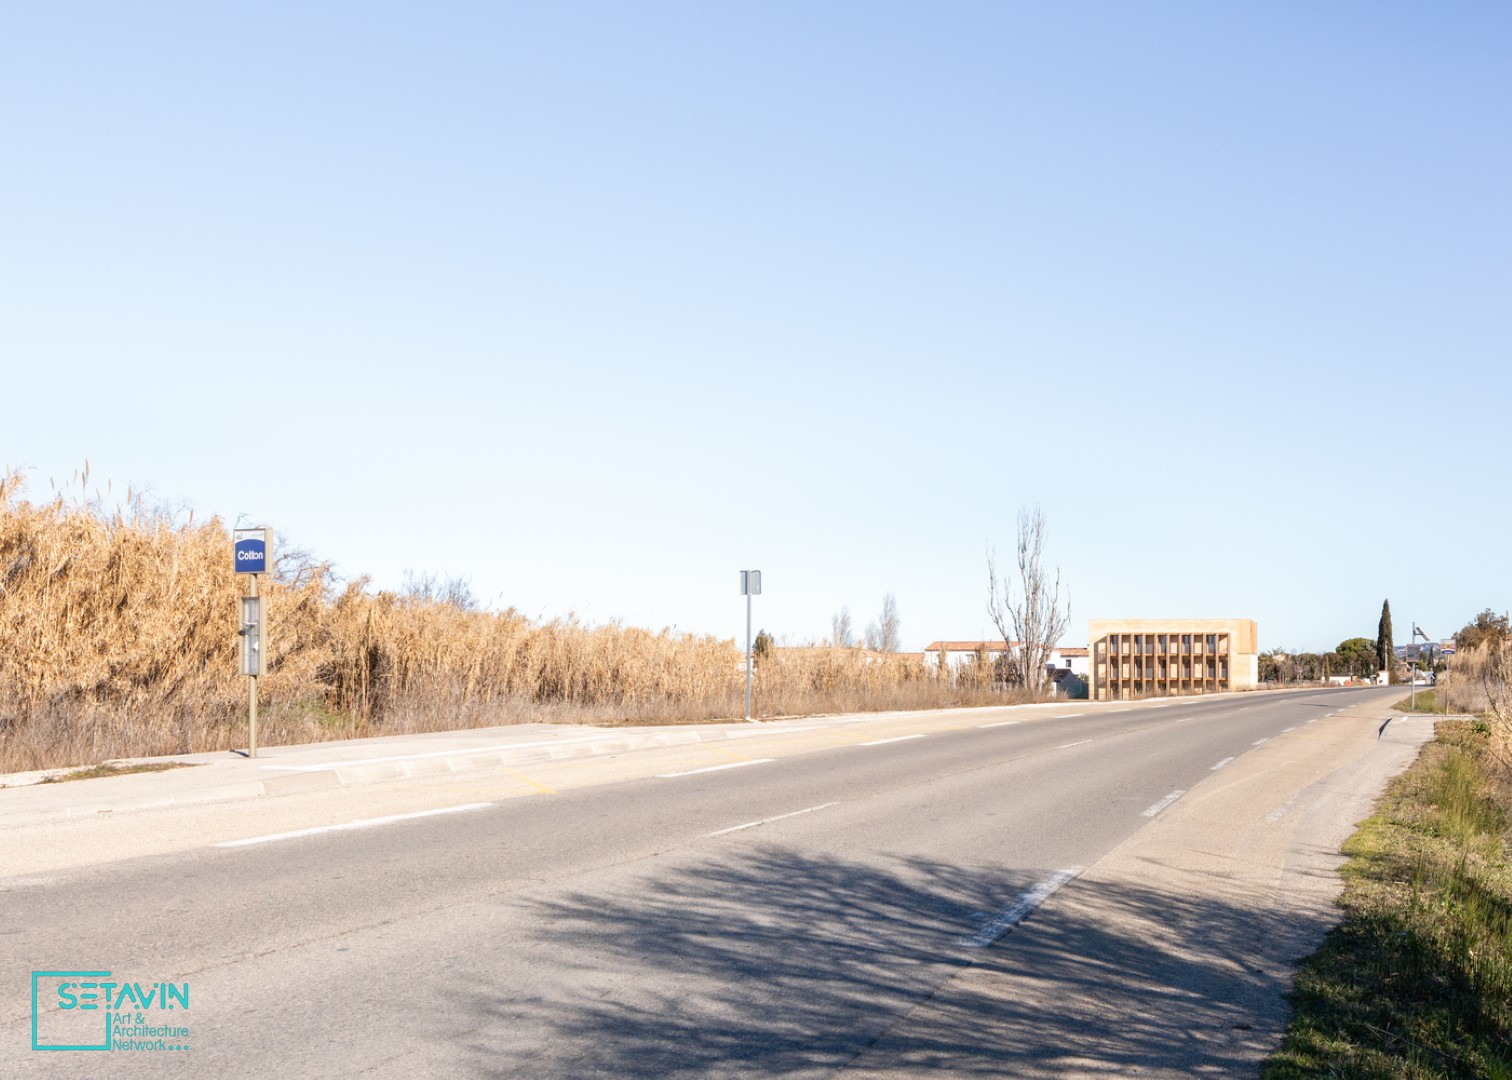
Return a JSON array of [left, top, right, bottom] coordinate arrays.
[[0, 469, 1030, 772]]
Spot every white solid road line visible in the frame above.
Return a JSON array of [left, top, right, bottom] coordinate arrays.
[[861, 735, 927, 747], [1174, 716, 1196, 723], [1252, 738, 1270, 746], [658, 759, 775, 778], [1211, 757, 1235, 771], [709, 802, 840, 837], [1282, 727, 1297, 733], [1056, 739, 1093, 749], [1142, 790, 1186, 818], [978, 720, 1021, 729], [1053, 713, 1085, 718], [961, 869, 1081, 948], [215, 803, 492, 848]]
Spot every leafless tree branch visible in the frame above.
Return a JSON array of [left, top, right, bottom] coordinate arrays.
[[987, 506, 1071, 696]]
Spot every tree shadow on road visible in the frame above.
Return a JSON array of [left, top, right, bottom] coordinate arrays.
[[446, 844, 1331, 1078]]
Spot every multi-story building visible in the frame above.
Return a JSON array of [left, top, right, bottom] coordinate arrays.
[[1088, 619, 1259, 701]]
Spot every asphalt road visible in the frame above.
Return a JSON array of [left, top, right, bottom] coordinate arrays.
[[3, 687, 1418, 1077]]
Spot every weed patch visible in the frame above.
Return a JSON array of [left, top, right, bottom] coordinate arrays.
[[38, 761, 201, 784], [1264, 721, 1512, 1078]]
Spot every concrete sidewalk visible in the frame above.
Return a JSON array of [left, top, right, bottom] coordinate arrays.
[[0, 688, 1352, 832], [0, 705, 1024, 827]]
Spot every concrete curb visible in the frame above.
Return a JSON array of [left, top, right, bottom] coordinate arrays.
[[0, 689, 1380, 828], [0, 707, 995, 824]]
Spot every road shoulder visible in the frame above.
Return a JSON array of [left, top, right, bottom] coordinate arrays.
[[838, 691, 1433, 1078]]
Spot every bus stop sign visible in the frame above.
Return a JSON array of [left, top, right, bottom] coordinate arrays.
[[234, 528, 271, 575]]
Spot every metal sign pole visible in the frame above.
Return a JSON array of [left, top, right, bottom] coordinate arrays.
[[1410, 619, 1417, 710], [234, 527, 271, 759], [249, 572, 259, 759], [746, 588, 753, 722], [740, 570, 761, 723]]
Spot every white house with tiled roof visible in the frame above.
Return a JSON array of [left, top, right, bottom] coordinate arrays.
[[922, 640, 1089, 676]]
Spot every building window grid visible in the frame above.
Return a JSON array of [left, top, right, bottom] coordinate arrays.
[[1095, 628, 1242, 701]]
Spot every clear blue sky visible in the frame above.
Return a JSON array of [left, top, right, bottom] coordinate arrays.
[[3, 2, 1507, 654]]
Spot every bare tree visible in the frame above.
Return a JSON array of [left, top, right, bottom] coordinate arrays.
[[988, 506, 1071, 696], [830, 606, 855, 648], [864, 593, 902, 653], [271, 532, 333, 593], [401, 570, 478, 612]]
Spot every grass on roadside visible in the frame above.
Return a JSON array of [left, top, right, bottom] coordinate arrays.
[[1393, 689, 1457, 716], [1263, 720, 1512, 1078], [37, 761, 200, 785]]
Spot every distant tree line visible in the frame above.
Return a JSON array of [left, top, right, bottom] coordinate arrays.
[[1262, 605, 1510, 687], [1261, 637, 1381, 684]]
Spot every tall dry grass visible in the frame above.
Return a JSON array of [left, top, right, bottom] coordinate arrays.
[[1437, 641, 1512, 764], [0, 469, 1025, 772]]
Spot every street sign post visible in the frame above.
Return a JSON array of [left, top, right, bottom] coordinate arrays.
[[1410, 622, 1431, 710], [741, 570, 762, 723], [233, 529, 270, 575], [233, 529, 273, 758]]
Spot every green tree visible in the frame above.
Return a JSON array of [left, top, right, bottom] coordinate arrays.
[[1377, 601, 1394, 681], [1454, 609, 1510, 651], [1336, 637, 1378, 679], [753, 629, 775, 664]]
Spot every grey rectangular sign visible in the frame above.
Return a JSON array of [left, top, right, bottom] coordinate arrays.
[[741, 570, 762, 596]]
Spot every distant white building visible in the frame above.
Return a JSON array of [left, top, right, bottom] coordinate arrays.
[[1053, 647, 1090, 677], [922, 640, 1090, 677], [923, 640, 1007, 671]]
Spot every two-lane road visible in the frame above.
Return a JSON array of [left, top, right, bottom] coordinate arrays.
[[3, 687, 1423, 1076]]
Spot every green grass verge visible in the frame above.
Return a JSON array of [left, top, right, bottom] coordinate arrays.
[[1393, 689, 1454, 715], [1263, 721, 1512, 1078], [38, 761, 200, 784]]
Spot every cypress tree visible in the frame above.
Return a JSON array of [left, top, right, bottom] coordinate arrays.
[[1377, 600, 1393, 680]]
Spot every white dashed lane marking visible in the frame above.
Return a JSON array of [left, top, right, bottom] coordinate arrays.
[[1142, 790, 1186, 818], [709, 802, 839, 837], [961, 870, 1081, 948], [216, 803, 492, 848], [658, 760, 775, 778]]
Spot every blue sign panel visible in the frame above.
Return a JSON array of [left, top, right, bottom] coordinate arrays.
[[234, 532, 268, 575]]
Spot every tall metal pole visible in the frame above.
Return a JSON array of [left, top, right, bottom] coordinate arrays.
[[249, 572, 259, 759], [745, 588, 753, 723], [1410, 619, 1418, 711]]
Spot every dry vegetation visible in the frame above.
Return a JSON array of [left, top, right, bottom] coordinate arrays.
[[1435, 642, 1512, 729], [1267, 642, 1512, 1077], [0, 470, 1019, 772], [1265, 720, 1512, 1077]]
